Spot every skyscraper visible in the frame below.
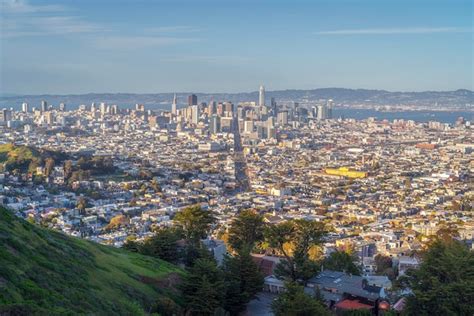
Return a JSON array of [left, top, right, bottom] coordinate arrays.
[[41, 100, 47, 112], [172, 93, 177, 115], [210, 114, 220, 134], [59, 103, 66, 111], [188, 94, 198, 106], [22, 102, 29, 113], [259, 85, 265, 107], [191, 105, 199, 124]]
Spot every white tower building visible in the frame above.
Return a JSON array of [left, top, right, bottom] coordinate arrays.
[[172, 93, 177, 115], [259, 85, 265, 107]]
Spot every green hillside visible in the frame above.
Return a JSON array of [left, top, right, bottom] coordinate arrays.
[[0, 206, 183, 315]]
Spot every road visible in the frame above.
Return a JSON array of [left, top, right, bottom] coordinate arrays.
[[232, 117, 251, 193]]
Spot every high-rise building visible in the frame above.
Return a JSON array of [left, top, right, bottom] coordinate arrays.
[[188, 94, 198, 106], [208, 100, 216, 115], [326, 99, 334, 119], [59, 103, 66, 111], [41, 100, 47, 112], [191, 105, 199, 124], [22, 102, 29, 113], [277, 111, 288, 125], [210, 114, 220, 134], [317, 104, 327, 120], [271, 97, 277, 114], [259, 85, 265, 106], [100, 102, 107, 116], [172, 93, 177, 115], [0, 108, 12, 122]]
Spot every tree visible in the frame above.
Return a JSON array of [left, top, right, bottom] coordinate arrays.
[[76, 197, 89, 215], [374, 254, 392, 274], [265, 219, 328, 283], [174, 205, 216, 245], [222, 250, 264, 315], [227, 209, 264, 254], [44, 157, 55, 177], [271, 282, 330, 316], [63, 160, 73, 179], [323, 251, 361, 275], [141, 227, 182, 263], [180, 258, 225, 315], [122, 235, 140, 252], [400, 238, 474, 316]]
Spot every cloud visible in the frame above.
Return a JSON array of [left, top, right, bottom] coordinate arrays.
[[1, 0, 104, 38], [94, 36, 200, 49], [315, 27, 472, 35], [145, 26, 202, 34], [1, 0, 65, 14], [160, 55, 251, 64]]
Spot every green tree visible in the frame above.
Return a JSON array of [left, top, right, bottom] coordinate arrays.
[[122, 235, 140, 252], [76, 197, 89, 215], [44, 157, 55, 177], [271, 282, 329, 316], [227, 209, 264, 254], [180, 258, 225, 315], [174, 205, 216, 245], [400, 238, 474, 316], [222, 249, 264, 315], [374, 254, 392, 275], [323, 251, 361, 275], [141, 227, 182, 263], [266, 219, 328, 283], [64, 160, 73, 179]]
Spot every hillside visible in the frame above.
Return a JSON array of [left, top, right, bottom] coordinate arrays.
[[0, 206, 183, 315]]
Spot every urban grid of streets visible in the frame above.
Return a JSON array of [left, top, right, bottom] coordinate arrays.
[[0, 90, 472, 278]]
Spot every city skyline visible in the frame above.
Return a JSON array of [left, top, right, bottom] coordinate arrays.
[[1, 0, 472, 95]]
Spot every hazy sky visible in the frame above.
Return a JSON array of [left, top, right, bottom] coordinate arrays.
[[1, 0, 472, 94]]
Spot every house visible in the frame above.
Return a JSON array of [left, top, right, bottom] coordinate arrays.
[[306, 270, 386, 311], [397, 256, 419, 276]]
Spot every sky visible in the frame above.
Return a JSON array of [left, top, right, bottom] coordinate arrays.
[[0, 0, 472, 95]]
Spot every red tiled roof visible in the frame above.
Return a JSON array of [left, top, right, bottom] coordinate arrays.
[[335, 299, 373, 310]]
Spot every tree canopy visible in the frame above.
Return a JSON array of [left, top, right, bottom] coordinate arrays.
[[227, 209, 265, 254], [401, 238, 474, 316]]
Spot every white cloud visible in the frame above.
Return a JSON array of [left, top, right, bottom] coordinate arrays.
[[315, 27, 472, 35], [1, 0, 65, 14], [160, 55, 251, 64], [94, 36, 200, 49]]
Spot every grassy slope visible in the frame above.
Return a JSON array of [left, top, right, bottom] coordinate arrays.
[[0, 206, 182, 315]]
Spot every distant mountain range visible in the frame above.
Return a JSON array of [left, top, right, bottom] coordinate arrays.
[[1, 88, 472, 110]]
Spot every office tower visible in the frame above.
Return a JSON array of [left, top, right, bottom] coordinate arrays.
[[326, 99, 334, 119], [41, 100, 47, 112], [188, 94, 198, 106], [110, 104, 118, 115], [91, 103, 96, 112], [191, 105, 199, 124], [244, 120, 254, 133], [22, 102, 29, 113], [317, 104, 327, 120], [172, 93, 177, 115], [259, 85, 265, 106], [271, 97, 277, 114], [0, 108, 12, 122], [277, 111, 288, 125], [59, 103, 66, 111], [100, 102, 107, 116], [210, 114, 220, 134], [208, 100, 216, 115], [44, 111, 54, 125]]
